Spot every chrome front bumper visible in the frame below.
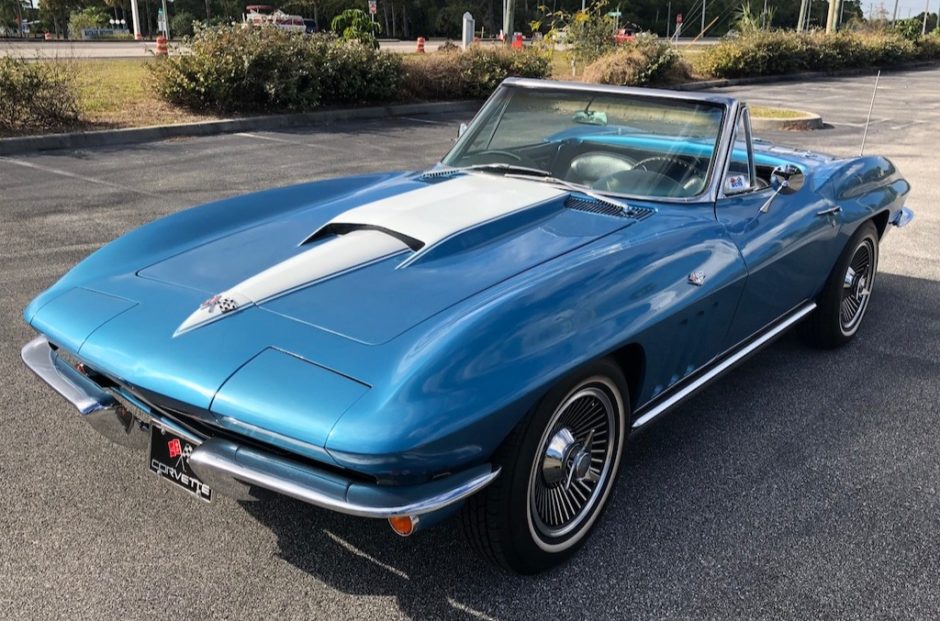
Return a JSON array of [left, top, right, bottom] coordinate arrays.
[[21, 336, 499, 519]]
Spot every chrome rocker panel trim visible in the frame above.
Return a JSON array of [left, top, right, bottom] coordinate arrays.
[[631, 301, 817, 429], [21, 336, 500, 518]]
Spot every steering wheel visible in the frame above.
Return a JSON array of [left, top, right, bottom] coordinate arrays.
[[477, 149, 523, 161], [592, 168, 683, 195], [634, 155, 706, 196], [635, 155, 701, 177]]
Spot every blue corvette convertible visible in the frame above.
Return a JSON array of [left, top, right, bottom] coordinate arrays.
[[22, 79, 914, 573]]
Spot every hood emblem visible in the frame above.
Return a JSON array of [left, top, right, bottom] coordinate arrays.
[[688, 271, 706, 286], [199, 294, 239, 314]]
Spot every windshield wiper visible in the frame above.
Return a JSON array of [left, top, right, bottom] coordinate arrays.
[[461, 162, 632, 215], [463, 162, 553, 177], [506, 173, 632, 215]]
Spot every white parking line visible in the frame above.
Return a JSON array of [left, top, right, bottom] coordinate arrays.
[[0, 156, 169, 201], [400, 116, 451, 125], [322, 529, 410, 580], [234, 131, 345, 151]]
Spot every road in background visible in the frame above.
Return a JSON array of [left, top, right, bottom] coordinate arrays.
[[0, 68, 937, 620], [0, 37, 717, 58]]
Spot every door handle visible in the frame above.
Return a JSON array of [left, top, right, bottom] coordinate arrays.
[[816, 206, 843, 217]]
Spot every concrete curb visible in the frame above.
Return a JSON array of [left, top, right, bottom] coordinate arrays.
[[751, 111, 824, 131], [0, 100, 481, 156], [673, 60, 940, 91]]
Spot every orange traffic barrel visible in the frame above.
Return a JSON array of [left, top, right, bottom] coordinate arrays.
[[416, 37, 426, 53], [155, 34, 168, 56], [512, 32, 523, 49]]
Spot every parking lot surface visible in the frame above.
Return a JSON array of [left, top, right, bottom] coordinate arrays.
[[1, 68, 938, 620]]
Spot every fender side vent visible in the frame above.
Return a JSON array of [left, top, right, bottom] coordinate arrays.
[[565, 196, 655, 220]]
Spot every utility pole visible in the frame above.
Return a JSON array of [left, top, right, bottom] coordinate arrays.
[[763, 0, 768, 28], [797, 0, 808, 31], [161, 0, 170, 38], [923, 0, 930, 34], [666, 1, 671, 38], [130, 0, 141, 39], [502, 0, 514, 38], [701, 0, 705, 36], [826, 0, 837, 32], [892, 0, 899, 20]]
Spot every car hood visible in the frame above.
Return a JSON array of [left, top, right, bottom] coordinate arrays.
[[28, 172, 644, 459], [136, 172, 632, 345]]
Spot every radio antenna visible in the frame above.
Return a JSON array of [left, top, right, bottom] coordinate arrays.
[[859, 70, 881, 156]]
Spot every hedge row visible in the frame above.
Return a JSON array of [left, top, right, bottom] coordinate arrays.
[[582, 34, 689, 87], [697, 30, 940, 79], [0, 57, 80, 135], [148, 26, 551, 114]]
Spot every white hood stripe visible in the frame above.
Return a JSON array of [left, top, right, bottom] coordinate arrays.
[[174, 174, 567, 336]]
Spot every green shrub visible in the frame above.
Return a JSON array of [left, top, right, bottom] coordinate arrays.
[[0, 57, 80, 135], [582, 34, 688, 86], [697, 30, 925, 79], [915, 31, 940, 59], [67, 6, 108, 40], [147, 26, 402, 113], [534, 0, 617, 64], [401, 45, 551, 100], [330, 8, 381, 49], [171, 11, 196, 38]]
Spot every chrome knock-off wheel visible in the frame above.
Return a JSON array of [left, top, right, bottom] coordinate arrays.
[[526, 379, 620, 551], [462, 361, 628, 573], [840, 238, 876, 336]]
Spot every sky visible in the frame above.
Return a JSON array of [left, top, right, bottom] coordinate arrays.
[[868, 0, 938, 18]]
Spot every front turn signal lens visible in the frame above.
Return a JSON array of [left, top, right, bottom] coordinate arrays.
[[388, 515, 419, 537]]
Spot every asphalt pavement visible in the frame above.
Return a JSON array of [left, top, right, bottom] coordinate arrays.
[[1, 68, 938, 620]]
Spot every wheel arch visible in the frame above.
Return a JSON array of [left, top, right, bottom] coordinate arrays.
[[871, 209, 890, 239], [608, 342, 645, 413]]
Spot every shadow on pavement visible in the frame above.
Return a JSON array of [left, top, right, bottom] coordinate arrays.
[[239, 271, 940, 620]]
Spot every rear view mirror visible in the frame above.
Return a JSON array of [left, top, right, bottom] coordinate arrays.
[[771, 164, 804, 195], [572, 110, 608, 126], [457, 122, 469, 138], [760, 164, 805, 214]]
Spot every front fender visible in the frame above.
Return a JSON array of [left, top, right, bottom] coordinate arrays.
[[325, 204, 747, 480]]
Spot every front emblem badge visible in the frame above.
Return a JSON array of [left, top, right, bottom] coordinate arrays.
[[688, 271, 706, 286]]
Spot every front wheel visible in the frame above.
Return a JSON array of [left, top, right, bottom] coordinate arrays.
[[804, 220, 879, 348], [462, 359, 629, 574]]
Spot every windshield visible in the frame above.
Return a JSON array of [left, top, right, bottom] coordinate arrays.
[[442, 86, 726, 200]]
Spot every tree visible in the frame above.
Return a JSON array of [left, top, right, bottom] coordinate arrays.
[[331, 8, 381, 47]]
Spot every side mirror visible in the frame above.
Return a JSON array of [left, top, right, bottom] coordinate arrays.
[[457, 122, 469, 139], [770, 164, 804, 195], [760, 165, 805, 214]]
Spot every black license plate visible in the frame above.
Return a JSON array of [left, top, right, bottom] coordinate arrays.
[[149, 425, 212, 502]]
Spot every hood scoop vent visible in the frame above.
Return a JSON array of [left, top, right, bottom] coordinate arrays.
[[304, 223, 424, 252], [565, 195, 655, 220], [417, 167, 464, 183]]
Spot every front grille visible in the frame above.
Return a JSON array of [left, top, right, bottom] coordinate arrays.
[[131, 387, 379, 485]]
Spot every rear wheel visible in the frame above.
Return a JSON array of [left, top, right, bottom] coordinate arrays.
[[804, 221, 879, 348], [462, 359, 629, 574]]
